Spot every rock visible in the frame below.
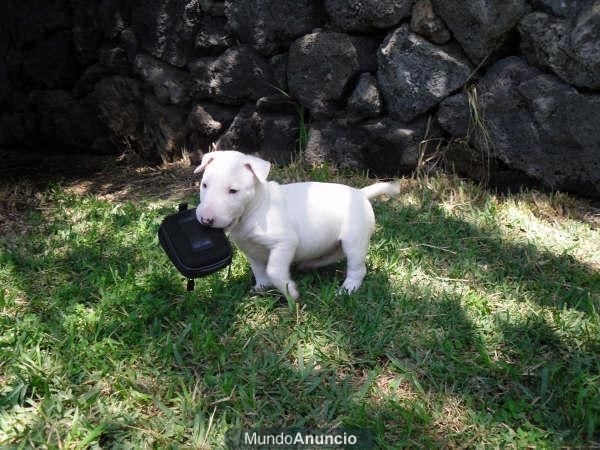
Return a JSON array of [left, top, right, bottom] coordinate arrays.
[[99, 46, 130, 74], [304, 121, 368, 170], [71, 0, 103, 65], [22, 30, 81, 89], [0, 62, 10, 107], [188, 103, 227, 136], [347, 73, 382, 123], [224, 0, 324, 56], [519, 6, 600, 89], [98, 0, 130, 40], [437, 93, 469, 137], [288, 32, 361, 119], [189, 46, 276, 104], [360, 116, 442, 173], [256, 96, 298, 115], [269, 53, 288, 91], [31, 90, 107, 150], [324, 0, 413, 32], [194, 16, 233, 54], [515, 75, 600, 195], [377, 24, 472, 122], [120, 28, 138, 63], [216, 107, 299, 162], [436, 57, 600, 198], [131, 0, 203, 67], [199, 102, 238, 128], [6, 0, 72, 46], [431, 0, 528, 64], [410, 0, 451, 45], [528, 0, 582, 17], [94, 76, 144, 149], [74, 63, 125, 97], [349, 36, 380, 73], [215, 104, 262, 153], [200, 0, 225, 16], [0, 112, 28, 148], [133, 53, 192, 105], [259, 113, 299, 164], [142, 95, 188, 161], [185, 102, 237, 157]]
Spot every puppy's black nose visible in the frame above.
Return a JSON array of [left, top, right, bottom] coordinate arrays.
[[200, 216, 215, 226]]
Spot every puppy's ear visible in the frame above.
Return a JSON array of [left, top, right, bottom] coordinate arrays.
[[244, 154, 271, 183], [193, 152, 216, 174]]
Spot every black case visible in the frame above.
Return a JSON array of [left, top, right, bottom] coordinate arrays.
[[158, 207, 232, 278]]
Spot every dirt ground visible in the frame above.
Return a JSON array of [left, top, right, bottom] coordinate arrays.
[[1, 149, 599, 236], [0, 150, 199, 234]]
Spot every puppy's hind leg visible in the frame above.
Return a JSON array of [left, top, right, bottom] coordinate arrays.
[[339, 237, 369, 294]]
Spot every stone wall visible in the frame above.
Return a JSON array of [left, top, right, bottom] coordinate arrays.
[[1, 0, 599, 197]]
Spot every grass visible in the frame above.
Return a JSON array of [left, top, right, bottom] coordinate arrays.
[[1, 160, 599, 448]]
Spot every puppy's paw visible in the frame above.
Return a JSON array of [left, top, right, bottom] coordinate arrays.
[[338, 278, 362, 295], [285, 281, 299, 301], [252, 281, 274, 294]]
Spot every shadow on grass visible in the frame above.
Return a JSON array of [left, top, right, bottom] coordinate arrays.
[[1, 194, 598, 447]]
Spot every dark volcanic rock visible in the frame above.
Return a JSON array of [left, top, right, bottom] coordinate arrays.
[[256, 96, 298, 115], [269, 53, 288, 91], [71, 0, 103, 65], [305, 121, 368, 170], [189, 46, 276, 104], [22, 31, 81, 89], [411, 0, 451, 45], [519, 5, 600, 89], [377, 24, 472, 122], [214, 105, 298, 162], [6, 0, 72, 46], [215, 104, 262, 153], [99, 46, 130, 74], [98, 0, 130, 40], [360, 116, 442, 173], [74, 63, 126, 97], [141, 95, 188, 161], [94, 76, 144, 150], [259, 113, 299, 164], [437, 57, 600, 198], [437, 93, 469, 137], [431, 0, 528, 64], [120, 28, 138, 63], [185, 102, 237, 157], [194, 16, 233, 54], [131, 0, 203, 68], [324, 0, 413, 32], [529, 0, 582, 18], [288, 32, 362, 119], [133, 53, 191, 105], [224, 0, 324, 56], [31, 90, 108, 150], [349, 36, 380, 73], [347, 73, 382, 123]]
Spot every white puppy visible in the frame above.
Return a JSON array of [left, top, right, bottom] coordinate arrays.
[[194, 150, 400, 299]]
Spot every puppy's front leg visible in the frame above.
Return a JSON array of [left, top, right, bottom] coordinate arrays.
[[247, 256, 273, 291], [266, 244, 299, 300]]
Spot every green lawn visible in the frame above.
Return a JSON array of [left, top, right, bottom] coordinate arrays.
[[1, 164, 599, 448]]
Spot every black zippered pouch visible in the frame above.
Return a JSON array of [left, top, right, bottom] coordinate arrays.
[[158, 205, 232, 279]]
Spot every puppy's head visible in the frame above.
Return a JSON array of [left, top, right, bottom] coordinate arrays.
[[193, 150, 271, 229]]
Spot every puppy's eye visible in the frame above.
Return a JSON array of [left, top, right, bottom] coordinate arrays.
[[202, 182, 207, 189], [228, 188, 239, 194]]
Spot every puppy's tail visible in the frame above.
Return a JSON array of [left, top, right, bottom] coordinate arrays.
[[361, 180, 401, 200]]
